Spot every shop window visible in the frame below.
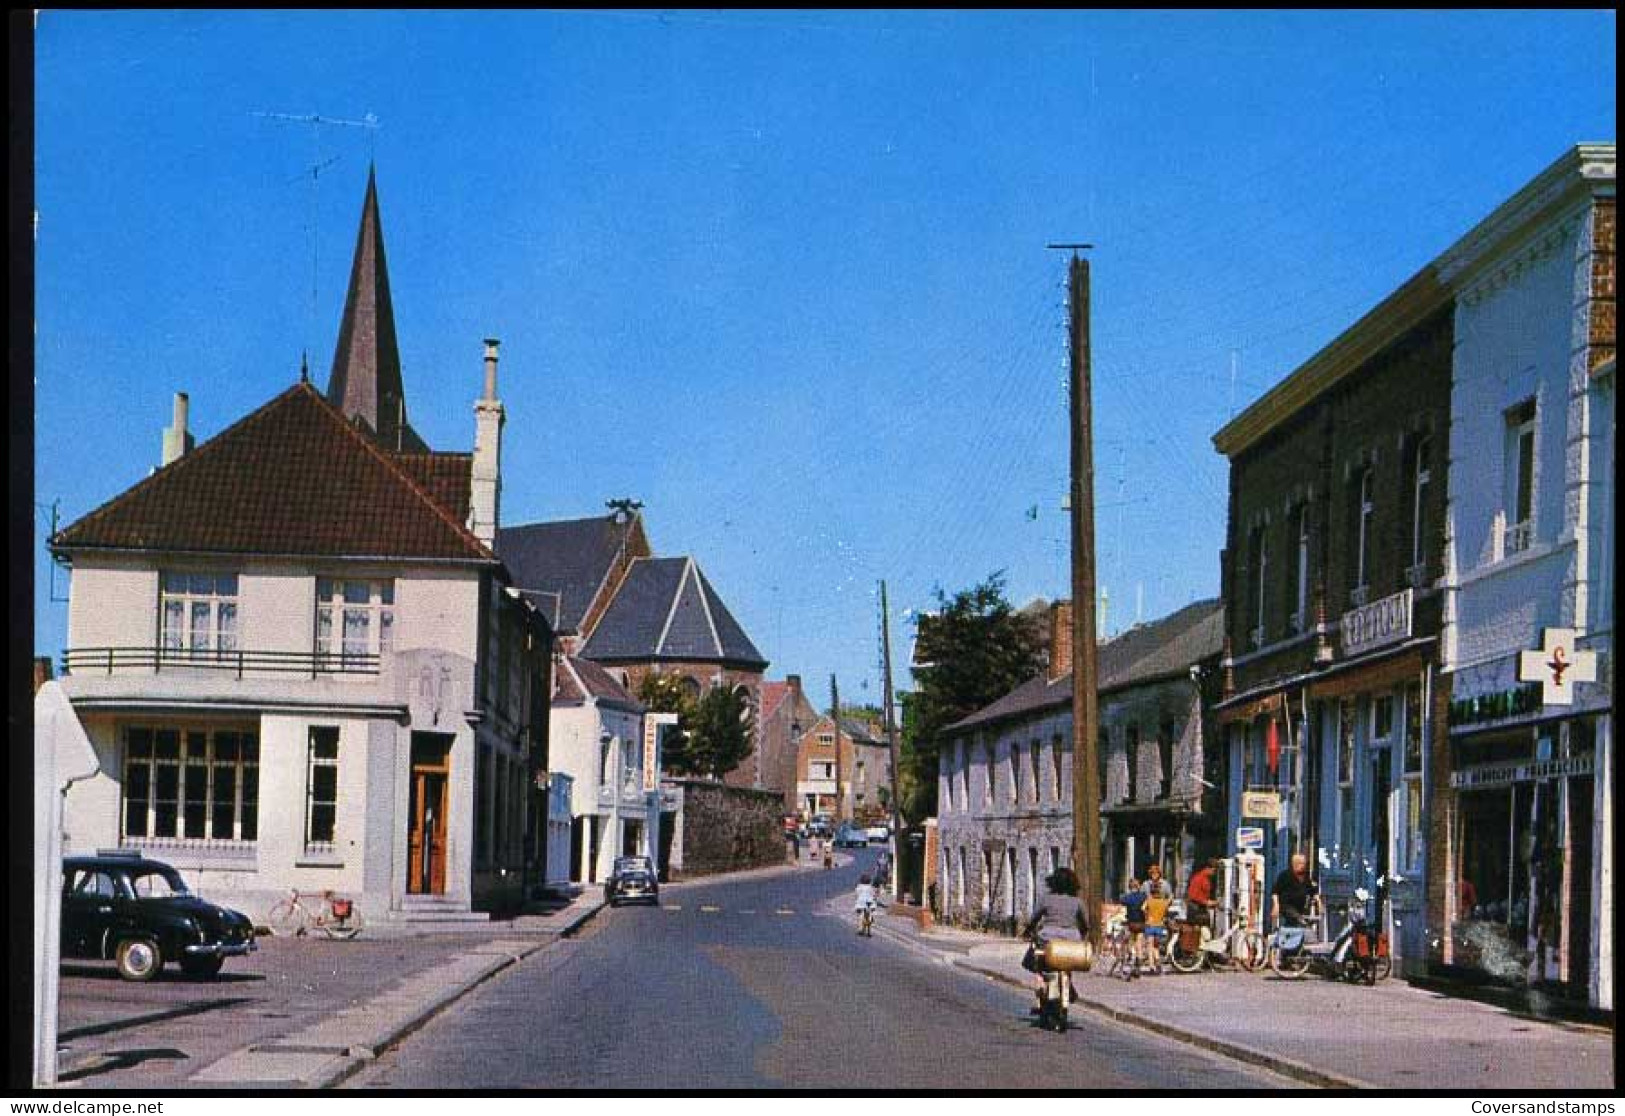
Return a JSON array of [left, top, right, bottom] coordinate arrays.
[[1336, 699, 1356, 856], [123, 726, 258, 842], [1403, 681, 1423, 774], [1372, 695, 1395, 744], [1402, 777, 1424, 875]]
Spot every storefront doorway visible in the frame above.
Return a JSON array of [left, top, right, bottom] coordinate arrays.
[[408, 733, 452, 895]]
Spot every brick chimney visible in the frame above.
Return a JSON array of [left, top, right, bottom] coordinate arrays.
[[161, 392, 194, 467], [469, 338, 505, 548], [1048, 600, 1074, 683]]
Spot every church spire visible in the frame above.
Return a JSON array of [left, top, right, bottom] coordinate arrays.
[[326, 164, 424, 452]]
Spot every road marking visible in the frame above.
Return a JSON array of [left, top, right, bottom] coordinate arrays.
[[700, 904, 721, 913], [663, 904, 682, 911], [775, 908, 795, 915]]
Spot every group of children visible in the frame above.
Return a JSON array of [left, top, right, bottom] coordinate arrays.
[[1114, 862, 1174, 975]]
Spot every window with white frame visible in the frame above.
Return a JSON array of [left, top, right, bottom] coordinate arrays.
[[1051, 734, 1065, 801], [1409, 435, 1432, 580], [1505, 400, 1537, 555], [315, 578, 394, 664], [1028, 739, 1040, 803], [160, 573, 239, 659], [123, 726, 258, 842], [304, 726, 340, 851], [1010, 743, 1022, 803], [982, 741, 994, 805], [1353, 467, 1375, 604], [1289, 503, 1311, 632]]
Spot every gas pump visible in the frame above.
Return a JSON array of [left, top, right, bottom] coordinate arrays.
[[1232, 852, 1267, 934]]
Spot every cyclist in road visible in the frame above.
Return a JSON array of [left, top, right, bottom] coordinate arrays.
[[854, 873, 880, 932]]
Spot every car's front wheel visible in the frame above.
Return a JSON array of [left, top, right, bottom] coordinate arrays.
[[180, 955, 224, 980], [115, 937, 164, 982]]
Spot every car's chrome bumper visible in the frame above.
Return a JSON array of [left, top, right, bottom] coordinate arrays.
[[185, 939, 256, 958]]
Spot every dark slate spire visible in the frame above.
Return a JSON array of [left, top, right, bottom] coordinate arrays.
[[326, 165, 426, 452]]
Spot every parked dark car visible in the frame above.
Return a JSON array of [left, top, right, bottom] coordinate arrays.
[[61, 854, 256, 981], [604, 855, 659, 907]]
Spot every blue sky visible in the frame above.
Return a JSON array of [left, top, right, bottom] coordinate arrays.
[[33, 10, 1616, 706]]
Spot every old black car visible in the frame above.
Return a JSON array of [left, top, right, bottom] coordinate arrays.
[[604, 855, 660, 907], [62, 854, 257, 981]]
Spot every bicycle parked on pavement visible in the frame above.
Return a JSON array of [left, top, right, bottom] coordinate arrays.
[[266, 889, 365, 940], [1168, 910, 1266, 973]]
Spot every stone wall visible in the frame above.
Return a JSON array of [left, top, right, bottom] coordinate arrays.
[[672, 778, 784, 877]]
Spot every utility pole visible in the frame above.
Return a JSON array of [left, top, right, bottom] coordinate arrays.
[[829, 674, 844, 824], [1050, 243, 1103, 949], [879, 580, 902, 899]]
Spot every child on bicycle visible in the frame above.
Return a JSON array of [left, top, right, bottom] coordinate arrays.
[[854, 874, 879, 916]]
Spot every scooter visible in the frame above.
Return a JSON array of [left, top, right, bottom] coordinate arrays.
[[1269, 887, 1375, 982]]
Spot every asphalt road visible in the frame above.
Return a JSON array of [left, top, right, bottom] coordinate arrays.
[[347, 849, 1290, 1090]]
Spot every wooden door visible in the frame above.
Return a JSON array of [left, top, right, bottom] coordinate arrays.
[[408, 737, 451, 895]]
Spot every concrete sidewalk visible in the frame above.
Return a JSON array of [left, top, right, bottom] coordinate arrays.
[[873, 910, 1614, 1091]]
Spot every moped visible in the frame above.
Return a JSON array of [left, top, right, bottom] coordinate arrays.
[[1268, 887, 1378, 982]]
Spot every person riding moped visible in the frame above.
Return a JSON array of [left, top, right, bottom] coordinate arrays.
[[1024, 866, 1088, 1010]]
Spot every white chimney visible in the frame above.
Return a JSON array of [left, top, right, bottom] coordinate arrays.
[[161, 392, 194, 467], [469, 338, 504, 548]]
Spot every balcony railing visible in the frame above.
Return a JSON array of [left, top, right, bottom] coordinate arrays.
[[63, 645, 381, 679]]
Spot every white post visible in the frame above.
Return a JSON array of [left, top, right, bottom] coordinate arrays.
[[33, 717, 60, 1088], [34, 683, 100, 1089]]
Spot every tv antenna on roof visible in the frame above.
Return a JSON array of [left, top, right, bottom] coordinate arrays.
[[250, 110, 382, 372]]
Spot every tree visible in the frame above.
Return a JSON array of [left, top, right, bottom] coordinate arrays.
[[638, 675, 752, 780], [681, 685, 753, 780], [897, 572, 1046, 822]]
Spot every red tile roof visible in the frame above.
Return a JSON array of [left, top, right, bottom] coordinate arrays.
[[53, 382, 495, 564], [392, 451, 473, 523]]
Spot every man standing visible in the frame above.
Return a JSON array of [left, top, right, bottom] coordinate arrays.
[[1270, 852, 1316, 929], [1185, 858, 1218, 927]]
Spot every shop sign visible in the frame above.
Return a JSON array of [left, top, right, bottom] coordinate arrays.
[[1517, 628, 1600, 706], [1241, 790, 1282, 819], [1340, 588, 1412, 658], [644, 713, 679, 792], [1449, 754, 1595, 789], [1235, 826, 1265, 850], [1449, 682, 1543, 728]]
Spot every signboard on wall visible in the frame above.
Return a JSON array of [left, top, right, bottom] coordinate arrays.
[[1235, 826, 1265, 850], [1341, 588, 1413, 658], [1449, 754, 1595, 789], [1241, 790, 1282, 820], [644, 713, 679, 792]]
